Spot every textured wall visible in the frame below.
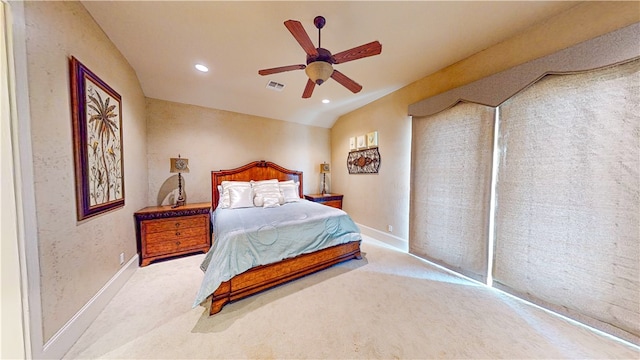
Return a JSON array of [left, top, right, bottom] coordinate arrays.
[[331, 94, 412, 240], [146, 98, 330, 206], [23, 1, 148, 342], [331, 1, 640, 245]]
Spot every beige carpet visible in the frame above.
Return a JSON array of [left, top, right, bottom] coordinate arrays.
[[64, 236, 638, 359]]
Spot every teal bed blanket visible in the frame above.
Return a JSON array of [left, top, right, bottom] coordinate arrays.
[[193, 200, 361, 307]]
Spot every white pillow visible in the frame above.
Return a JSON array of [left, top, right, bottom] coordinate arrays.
[[219, 181, 251, 208], [263, 196, 281, 208], [251, 179, 283, 206], [228, 186, 254, 209], [279, 180, 300, 202], [253, 194, 264, 207], [251, 179, 279, 193]]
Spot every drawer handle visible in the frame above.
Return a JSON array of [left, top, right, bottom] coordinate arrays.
[[175, 222, 180, 227], [176, 241, 181, 246], [175, 231, 181, 236]]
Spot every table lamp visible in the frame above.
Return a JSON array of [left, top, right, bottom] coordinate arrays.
[[320, 162, 330, 195], [170, 155, 189, 207]]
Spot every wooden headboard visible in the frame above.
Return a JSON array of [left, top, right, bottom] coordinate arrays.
[[211, 160, 303, 209]]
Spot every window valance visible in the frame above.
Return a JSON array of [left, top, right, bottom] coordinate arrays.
[[408, 23, 640, 117]]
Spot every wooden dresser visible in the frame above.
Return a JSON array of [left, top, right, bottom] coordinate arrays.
[[304, 194, 344, 209], [134, 202, 211, 266]]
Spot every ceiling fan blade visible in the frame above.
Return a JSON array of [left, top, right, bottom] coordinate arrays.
[[284, 20, 319, 57], [332, 41, 382, 64], [258, 64, 306, 76], [302, 78, 315, 98], [331, 70, 363, 94]]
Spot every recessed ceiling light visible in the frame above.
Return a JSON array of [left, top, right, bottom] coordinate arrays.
[[195, 64, 209, 72], [322, 99, 330, 104]]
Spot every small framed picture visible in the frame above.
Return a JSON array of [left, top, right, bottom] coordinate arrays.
[[349, 137, 356, 151], [367, 131, 378, 147], [356, 135, 367, 149]]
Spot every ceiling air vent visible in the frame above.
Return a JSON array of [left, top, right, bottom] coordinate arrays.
[[266, 80, 285, 92]]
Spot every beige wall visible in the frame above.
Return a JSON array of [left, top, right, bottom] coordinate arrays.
[[146, 98, 330, 206], [331, 93, 412, 241], [331, 1, 640, 244], [23, 1, 147, 342]]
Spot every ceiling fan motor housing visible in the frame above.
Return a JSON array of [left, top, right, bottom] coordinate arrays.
[[306, 48, 334, 65]]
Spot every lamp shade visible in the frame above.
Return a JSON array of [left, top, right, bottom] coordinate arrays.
[[320, 163, 330, 174], [305, 61, 333, 85], [170, 156, 189, 173]]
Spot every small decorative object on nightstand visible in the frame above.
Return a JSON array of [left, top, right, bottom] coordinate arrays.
[[134, 202, 211, 266], [170, 154, 189, 207], [304, 193, 343, 209]]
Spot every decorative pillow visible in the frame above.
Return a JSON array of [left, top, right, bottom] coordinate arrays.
[[228, 186, 254, 209], [251, 179, 283, 206], [219, 181, 251, 208], [263, 196, 281, 208], [253, 194, 264, 207], [279, 180, 301, 203]]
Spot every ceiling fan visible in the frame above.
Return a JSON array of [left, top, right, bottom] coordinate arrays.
[[258, 16, 382, 99]]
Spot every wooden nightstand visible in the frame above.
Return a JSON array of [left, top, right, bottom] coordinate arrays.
[[304, 194, 344, 209], [134, 202, 211, 266]]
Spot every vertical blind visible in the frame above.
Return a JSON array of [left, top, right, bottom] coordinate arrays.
[[410, 102, 494, 281], [493, 60, 640, 343]]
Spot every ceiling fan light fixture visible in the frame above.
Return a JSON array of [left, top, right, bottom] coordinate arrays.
[[305, 61, 333, 85]]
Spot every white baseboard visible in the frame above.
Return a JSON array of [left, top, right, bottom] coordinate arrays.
[[356, 223, 408, 252], [39, 255, 138, 359]]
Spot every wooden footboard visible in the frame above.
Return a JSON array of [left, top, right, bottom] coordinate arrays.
[[210, 241, 362, 315]]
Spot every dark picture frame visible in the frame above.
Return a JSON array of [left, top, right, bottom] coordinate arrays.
[[70, 57, 124, 220]]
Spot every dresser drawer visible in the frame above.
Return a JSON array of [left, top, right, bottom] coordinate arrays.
[[144, 226, 208, 243], [144, 235, 209, 257], [323, 200, 343, 209], [143, 214, 207, 233]]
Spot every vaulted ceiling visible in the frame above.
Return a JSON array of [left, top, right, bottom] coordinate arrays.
[[82, 1, 578, 128]]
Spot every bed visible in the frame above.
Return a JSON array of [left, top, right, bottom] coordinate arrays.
[[193, 160, 363, 315]]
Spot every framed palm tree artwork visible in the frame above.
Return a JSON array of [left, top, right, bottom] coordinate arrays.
[[70, 57, 124, 220]]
